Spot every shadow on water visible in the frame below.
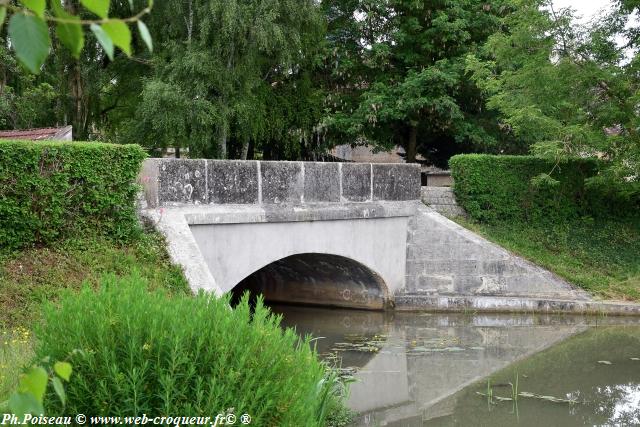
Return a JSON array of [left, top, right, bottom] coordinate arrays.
[[270, 305, 640, 427], [271, 304, 393, 371]]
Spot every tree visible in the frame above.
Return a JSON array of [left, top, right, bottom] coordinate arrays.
[[467, 0, 640, 181], [0, 41, 57, 129], [322, 0, 514, 165], [0, 1, 154, 141], [123, 0, 325, 159]]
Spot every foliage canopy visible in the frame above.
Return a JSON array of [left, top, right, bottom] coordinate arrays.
[[467, 0, 640, 181], [1, 0, 639, 185]]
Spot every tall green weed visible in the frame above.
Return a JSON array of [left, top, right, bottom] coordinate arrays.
[[35, 274, 346, 426]]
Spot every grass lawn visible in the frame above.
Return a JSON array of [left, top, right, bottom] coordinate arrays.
[[0, 231, 189, 398], [456, 216, 640, 301]]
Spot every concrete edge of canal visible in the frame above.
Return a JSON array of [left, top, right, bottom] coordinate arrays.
[[395, 294, 640, 316]]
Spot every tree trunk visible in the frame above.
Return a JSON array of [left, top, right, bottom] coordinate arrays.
[[407, 124, 418, 163], [217, 39, 234, 160], [71, 60, 87, 140], [218, 123, 228, 159], [247, 139, 255, 160], [66, 1, 87, 140], [186, 0, 193, 43], [240, 138, 249, 160]]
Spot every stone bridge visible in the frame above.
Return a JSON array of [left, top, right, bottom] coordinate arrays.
[[139, 159, 639, 314]]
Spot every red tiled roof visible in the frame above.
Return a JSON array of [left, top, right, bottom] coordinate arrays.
[[0, 126, 72, 141]]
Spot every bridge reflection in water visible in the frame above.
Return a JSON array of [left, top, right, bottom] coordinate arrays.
[[270, 306, 640, 426]]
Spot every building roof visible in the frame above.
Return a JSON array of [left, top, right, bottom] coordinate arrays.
[[330, 143, 426, 164], [0, 125, 73, 141]]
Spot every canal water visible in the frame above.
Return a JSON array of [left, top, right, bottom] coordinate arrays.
[[271, 305, 640, 426]]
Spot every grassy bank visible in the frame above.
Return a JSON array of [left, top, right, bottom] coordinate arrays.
[[0, 231, 189, 398], [0, 234, 352, 425], [0, 327, 32, 400], [0, 232, 189, 329], [0, 236, 352, 425], [456, 217, 640, 301]]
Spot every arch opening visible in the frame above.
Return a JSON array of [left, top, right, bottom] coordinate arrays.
[[230, 253, 390, 310]]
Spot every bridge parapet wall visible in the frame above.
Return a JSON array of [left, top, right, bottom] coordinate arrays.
[[140, 159, 421, 208]]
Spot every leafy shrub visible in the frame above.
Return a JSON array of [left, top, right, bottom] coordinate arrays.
[[35, 274, 346, 426], [449, 154, 598, 222], [0, 140, 147, 250]]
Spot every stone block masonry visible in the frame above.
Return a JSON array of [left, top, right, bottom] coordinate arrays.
[[140, 159, 421, 208], [421, 187, 466, 217], [208, 161, 259, 204], [402, 203, 592, 304]]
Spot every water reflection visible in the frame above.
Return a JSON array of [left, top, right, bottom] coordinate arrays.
[[271, 305, 640, 426], [594, 384, 640, 425], [429, 325, 640, 427]]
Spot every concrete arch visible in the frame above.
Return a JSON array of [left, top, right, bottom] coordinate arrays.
[[187, 215, 410, 304], [231, 253, 391, 309]]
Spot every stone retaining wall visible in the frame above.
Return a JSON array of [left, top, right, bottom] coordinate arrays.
[[422, 172, 453, 187], [403, 203, 591, 301], [420, 187, 466, 217]]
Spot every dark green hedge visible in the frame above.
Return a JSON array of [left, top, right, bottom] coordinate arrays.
[[0, 140, 147, 250], [449, 154, 599, 222]]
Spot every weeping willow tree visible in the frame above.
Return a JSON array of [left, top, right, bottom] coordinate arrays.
[[123, 0, 325, 159]]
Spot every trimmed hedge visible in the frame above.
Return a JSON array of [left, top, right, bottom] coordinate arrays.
[[0, 140, 147, 249], [449, 154, 598, 222]]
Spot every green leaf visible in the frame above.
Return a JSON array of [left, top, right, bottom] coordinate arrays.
[[8, 14, 51, 74], [102, 20, 132, 56], [8, 392, 44, 417], [51, 377, 66, 406], [54, 361, 72, 381], [20, 0, 46, 18], [0, 7, 7, 31], [80, 0, 110, 18], [137, 21, 152, 52], [91, 23, 114, 60], [18, 367, 48, 402], [51, 1, 84, 58], [57, 22, 84, 57]]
